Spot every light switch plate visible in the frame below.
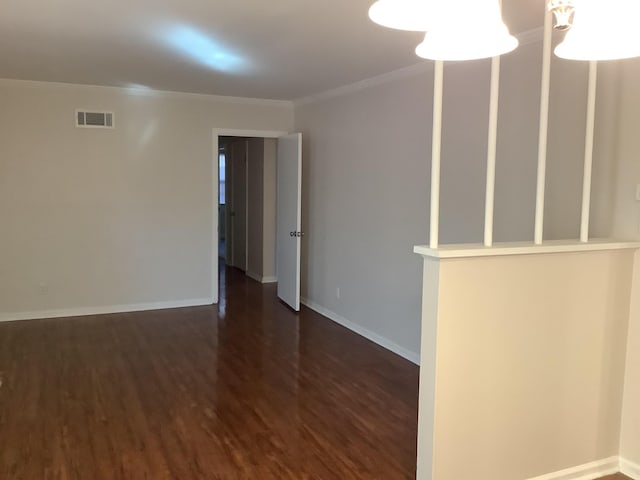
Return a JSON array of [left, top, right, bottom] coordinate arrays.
[[636, 184, 640, 201]]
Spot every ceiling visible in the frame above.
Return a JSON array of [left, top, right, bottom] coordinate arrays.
[[0, 0, 545, 101]]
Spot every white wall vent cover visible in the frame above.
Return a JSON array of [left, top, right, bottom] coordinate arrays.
[[76, 110, 114, 129]]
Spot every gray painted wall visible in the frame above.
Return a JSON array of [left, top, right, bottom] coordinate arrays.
[[294, 39, 617, 361]]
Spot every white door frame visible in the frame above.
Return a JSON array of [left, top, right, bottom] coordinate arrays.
[[212, 129, 288, 304]]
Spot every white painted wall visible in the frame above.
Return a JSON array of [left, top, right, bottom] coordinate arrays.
[[0, 80, 293, 319], [246, 137, 277, 282], [230, 139, 248, 272], [612, 58, 640, 472], [262, 139, 277, 280], [418, 250, 634, 480], [621, 252, 640, 476], [247, 138, 265, 279]]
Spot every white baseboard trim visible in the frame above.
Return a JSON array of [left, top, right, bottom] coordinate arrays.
[[0, 298, 214, 323], [621, 458, 640, 479], [527, 456, 619, 480], [300, 297, 420, 365], [246, 271, 278, 284], [246, 271, 263, 283]]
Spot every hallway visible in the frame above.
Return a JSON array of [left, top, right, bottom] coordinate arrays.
[[0, 264, 419, 479]]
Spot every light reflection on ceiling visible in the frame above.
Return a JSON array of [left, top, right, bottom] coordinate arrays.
[[164, 26, 249, 74]]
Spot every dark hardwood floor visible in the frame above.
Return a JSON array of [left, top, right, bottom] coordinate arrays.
[[0, 265, 419, 479]]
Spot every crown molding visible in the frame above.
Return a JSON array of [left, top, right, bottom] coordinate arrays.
[[518, 26, 545, 47], [294, 62, 432, 106], [294, 26, 546, 107], [0, 78, 293, 108]]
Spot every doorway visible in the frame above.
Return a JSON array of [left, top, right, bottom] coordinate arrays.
[[220, 137, 249, 273], [211, 129, 302, 311]]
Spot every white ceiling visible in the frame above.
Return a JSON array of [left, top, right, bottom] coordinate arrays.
[[0, 0, 544, 100]]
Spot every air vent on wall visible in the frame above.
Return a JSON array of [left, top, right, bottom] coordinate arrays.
[[76, 110, 114, 129]]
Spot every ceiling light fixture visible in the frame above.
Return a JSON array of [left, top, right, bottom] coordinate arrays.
[[548, 0, 575, 31], [367, 0, 434, 32], [368, 0, 518, 61], [415, 0, 519, 61], [553, 0, 640, 61]]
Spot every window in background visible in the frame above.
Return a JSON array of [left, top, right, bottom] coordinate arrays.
[[219, 152, 226, 205]]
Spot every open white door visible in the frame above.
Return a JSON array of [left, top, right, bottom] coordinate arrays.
[[276, 133, 302, 311]]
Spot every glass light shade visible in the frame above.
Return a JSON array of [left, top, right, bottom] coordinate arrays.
[[414, 0, 518, 61], [555, 0, 640, 60], [368, 0, 434, 31]]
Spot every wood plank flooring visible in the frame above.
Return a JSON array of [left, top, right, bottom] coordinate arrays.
[[0, 266, 419, 479], [0, 266, 633, 479]]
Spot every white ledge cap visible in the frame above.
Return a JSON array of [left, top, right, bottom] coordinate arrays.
[[414, 239, 640, 259]]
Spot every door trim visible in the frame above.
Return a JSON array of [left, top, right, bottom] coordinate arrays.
[[212, 129, 288, 304]]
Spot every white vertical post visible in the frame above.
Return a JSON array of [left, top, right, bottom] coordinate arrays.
[[534, 11, 553, 245], [580, 61, 598, 243], [484, 55, 501, 247], [430, 60, 444, 249]]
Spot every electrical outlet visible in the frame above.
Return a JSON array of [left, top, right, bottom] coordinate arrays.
[[336, 287, 341, 299], [38, 283, 49, 295], [636, 184, 640, 201]]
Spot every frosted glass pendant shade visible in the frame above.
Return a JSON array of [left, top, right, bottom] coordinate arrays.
[[368, 0, 434, 31], [555, 0, 640, 60], [415, 1, 518, 61], [416, 26, 518, 61]]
